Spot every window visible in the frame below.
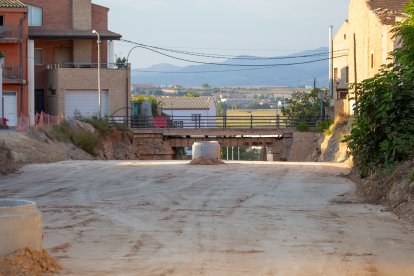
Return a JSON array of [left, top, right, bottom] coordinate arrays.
[[34, 48, 43, 65], [0, 16, 4, 26], [344, 34, 346, 40], [28, 5, 42, 26]]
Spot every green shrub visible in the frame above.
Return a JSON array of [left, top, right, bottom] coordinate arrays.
[[71, 130, 99, 155], [296, 121, 309, 132], [409, 171, 414, 183], [316, 119, 334, 133], [54, 122, 72, 142], [83, 117, 109, 136]]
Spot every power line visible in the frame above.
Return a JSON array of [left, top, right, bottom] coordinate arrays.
[[128, 44, 348, 67], [134, 54, 348, 74], [121, 39, 347, 60]]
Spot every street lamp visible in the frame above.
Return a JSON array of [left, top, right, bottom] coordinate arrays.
[[92, 30, 101, 118]]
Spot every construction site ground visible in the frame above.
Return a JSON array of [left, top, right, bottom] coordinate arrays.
[[1, 161, 414, 275]]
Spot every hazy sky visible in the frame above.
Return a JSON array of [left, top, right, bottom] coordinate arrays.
[[92, 0, 350, 69]]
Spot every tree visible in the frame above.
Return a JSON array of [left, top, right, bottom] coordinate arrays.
[[344, 1, 414, 173], [282, 88, 328, 119], [216, 101, 227, 116], [115, 56, 127, 69], [185, 91, 200, 97], [201, 83, 210, 89]]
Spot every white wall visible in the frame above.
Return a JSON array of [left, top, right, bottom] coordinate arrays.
[[162, 109, 216, 128]]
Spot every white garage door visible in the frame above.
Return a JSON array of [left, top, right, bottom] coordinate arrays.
[[3, 92, 18, 126], [65, 90, 109, 119]]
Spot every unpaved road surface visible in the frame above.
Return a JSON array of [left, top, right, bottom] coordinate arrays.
[[1, 161, 414, 275]]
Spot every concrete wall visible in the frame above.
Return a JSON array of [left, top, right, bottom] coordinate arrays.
[[46, 67, 130, 117]]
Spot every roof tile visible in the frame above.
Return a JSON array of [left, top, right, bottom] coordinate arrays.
[[0, 0, 26, 8], [157, 96, 215, 110], [365, 0, 408, 24]]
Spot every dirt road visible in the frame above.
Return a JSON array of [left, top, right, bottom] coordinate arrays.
[[1, 161, 414, 275]]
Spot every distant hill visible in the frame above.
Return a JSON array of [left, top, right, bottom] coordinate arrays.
[[132, 48, 329, 87]]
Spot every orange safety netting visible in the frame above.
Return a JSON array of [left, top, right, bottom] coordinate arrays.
[[15, 112, 63, 132]]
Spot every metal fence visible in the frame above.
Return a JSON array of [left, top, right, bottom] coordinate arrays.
[[2, 66, 22, 80], [0, 25, 21, 40], [108, 115, 326, 130]]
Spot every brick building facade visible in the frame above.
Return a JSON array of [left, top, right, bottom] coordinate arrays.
[[23, 0, 130, 119]]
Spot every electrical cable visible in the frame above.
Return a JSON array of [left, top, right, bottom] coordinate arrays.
[[130, 44, 348, 67], [121, 39, 347, 60]]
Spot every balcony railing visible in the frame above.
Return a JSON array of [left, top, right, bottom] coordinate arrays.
[[0, 25, 21, 40], [2, 66, 23, 80], [46, 63, 128, 70]]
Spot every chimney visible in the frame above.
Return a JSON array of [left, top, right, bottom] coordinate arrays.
[[72, 0, 92, 30]]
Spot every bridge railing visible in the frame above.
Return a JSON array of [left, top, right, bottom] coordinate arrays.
[[108, 115, 326, 130]]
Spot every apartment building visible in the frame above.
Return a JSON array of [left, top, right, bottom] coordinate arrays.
[[333, 0, 407, 117], [0, 0, 28, 127], [25, 0, 130, 120]]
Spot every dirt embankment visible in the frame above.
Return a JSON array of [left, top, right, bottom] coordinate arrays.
[[307, 117, 414, 224], [349, 162, 414, 224], [0, 121, 174, 175], [0, 129, 92, 175], [307, 117, 352, 163]]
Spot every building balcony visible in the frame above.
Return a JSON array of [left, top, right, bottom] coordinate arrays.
[[2, 65, 24, 84], [46, 62, 125, 70], [0, 26, 21, 42]]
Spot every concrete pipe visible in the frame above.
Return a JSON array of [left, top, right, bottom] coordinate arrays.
[[192, 141, 221, 160], [0, 199, 43, 256]]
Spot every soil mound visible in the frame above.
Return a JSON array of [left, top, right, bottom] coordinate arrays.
[[0, 140, 19, 174], [189, 157, 225, 165], [0, 248, 61, 276]]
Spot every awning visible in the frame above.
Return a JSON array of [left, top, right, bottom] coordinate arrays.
[[29, 27, 122, 40]]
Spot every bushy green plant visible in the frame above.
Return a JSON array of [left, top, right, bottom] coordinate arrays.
[[131, 95, 160, 115], [83, 117, 109, 136], [296, 121, 309, 132], [54, 122, 72, 142], [409, 170, 414, 183], [316, 119, 334, 133], [71, 130, 99, 155]]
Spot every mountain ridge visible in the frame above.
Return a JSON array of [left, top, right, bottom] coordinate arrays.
[[132, 47, 330, 87]]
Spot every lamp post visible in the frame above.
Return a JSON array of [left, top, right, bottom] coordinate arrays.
[[92, 30, 101, 118]]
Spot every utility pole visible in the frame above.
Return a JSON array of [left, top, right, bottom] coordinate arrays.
[[92, 30, 101, 118], [328, 25, 334, 114]]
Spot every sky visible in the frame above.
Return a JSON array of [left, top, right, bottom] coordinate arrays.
[[92, 0, 350, 69]]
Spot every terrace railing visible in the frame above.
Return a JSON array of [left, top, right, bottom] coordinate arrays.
[[2, 65, 23, 80], [108, 115, 327, 130], [0, 25, 21, 40]]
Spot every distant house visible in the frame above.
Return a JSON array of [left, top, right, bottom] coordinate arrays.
[[157, 96, 216, 128], [333, 0, 407, 117]]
